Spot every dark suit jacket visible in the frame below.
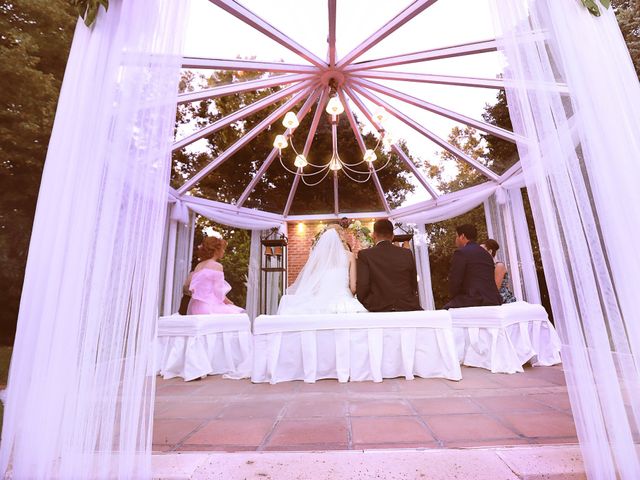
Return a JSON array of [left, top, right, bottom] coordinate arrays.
[[444, 241, 502, 309], [356, 241, 422, 312]]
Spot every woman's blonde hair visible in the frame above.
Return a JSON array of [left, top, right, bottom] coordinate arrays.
[[198, 236, 227, 260]]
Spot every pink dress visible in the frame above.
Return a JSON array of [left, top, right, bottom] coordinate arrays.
[[186, 269, 244, 315]]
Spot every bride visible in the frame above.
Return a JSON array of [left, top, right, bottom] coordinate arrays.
[[277, 225, 367, 314]]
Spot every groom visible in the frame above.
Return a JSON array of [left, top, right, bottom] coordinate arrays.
[[356, 219, 422, 312]]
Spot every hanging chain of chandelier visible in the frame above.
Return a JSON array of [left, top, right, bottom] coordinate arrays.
[[272, 86, 396, 187]]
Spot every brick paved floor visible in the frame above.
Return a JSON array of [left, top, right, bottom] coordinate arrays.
[[153, 365, 577, 452]]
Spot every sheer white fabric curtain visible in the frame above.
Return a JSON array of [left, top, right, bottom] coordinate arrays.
[[413, 224, 435, 310], [484, 188, 540, 303], [168, 209, 195, 314], [0, 1, 189, 478], [491, 0, 640, 477], [246, 230, 262, 320]]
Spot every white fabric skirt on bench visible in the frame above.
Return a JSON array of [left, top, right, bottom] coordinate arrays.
[[251, 311, 461, 384], [156, 313, 252, 381], [451, 301, 561, 374]]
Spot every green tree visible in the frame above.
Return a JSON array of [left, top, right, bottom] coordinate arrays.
[[0, 1, 76, 344], [613, 0, 640, 78], [173, 70, 417, 214], [424, 126, 492, 308]]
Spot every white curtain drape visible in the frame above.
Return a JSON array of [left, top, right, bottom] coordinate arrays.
[[413, 224, 435, 310], [245, 230, 262, 320], [394, 172, 525, 225], [161, 206, 195, 316], [0, 2, 189, 478], [491, 0, 640, 477], [484, 188, 541, 303], [174, 196, 282, 231]]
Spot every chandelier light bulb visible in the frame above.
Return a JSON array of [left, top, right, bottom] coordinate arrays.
[[363, 149, 377, 163], [325, 95, 344, 116], [382, 133, 395, 148], [329, 155, 342, 171], [373, 106, 387, 124], [282, 111, 299, 129], [273, 134, 288, 150], [294, 154, 308, 168]]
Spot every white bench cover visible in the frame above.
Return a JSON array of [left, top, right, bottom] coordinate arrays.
[[156, 313, 252, 381], [251, 310, 461, 384], [451, 301, 561, 374]]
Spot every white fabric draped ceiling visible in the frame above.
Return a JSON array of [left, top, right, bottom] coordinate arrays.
[[491, 0, 640, 477], [0, 1, 189, 478]]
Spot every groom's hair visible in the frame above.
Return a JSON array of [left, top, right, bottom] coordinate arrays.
[[373, 219, 394, 239], [456, 224, 477, 241]]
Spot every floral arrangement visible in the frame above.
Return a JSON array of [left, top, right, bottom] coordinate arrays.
[[347, 220, 373, 248], [311, 220, 373, 249]]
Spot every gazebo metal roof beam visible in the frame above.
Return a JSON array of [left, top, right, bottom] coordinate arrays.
[[209, 0, 326, 68], [352, 77, 516, 143], [353, 70, 505, 90], [344, 38, 498, 72], [351, 84, 500, 181], [235, 89, 323, 208], [327, 0, 337, 68], [177, 86, 316, 194], [344, 86, 439, 200], [338, 89, 391, 213], [178, 73, 315, 104], [172, 80, 314, 152], [337, 0, 440, 68], [182, 57, 318, 73], [283, 88, 331, 217], [354, 70, 570, 93]]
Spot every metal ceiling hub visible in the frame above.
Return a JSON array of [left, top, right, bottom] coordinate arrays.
[[319, 69, 346, 87]]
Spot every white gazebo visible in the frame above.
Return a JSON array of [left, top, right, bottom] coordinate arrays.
[[1, 0, 639, 478]]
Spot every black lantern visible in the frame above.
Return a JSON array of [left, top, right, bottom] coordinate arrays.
[[259, 228, 288, 315], [393, 222, 416, 257]]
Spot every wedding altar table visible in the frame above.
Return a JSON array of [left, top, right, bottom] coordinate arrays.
[[250, 310, 462, 384], [450, 301, 562, 374], [156, 313, 252, 381]]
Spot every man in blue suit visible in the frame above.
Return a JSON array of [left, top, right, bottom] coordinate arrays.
[[444, 224, 502, 309]]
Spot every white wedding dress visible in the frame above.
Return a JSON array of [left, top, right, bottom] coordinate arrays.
[[277, 229, 367, 315]]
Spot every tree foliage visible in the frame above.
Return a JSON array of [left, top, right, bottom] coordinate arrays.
[[424, 126, 493, 308], [173, 70, 417, 214], [2, 1, 638, 341], [0, 1, 76, 344], [613, 0, 640, 78]]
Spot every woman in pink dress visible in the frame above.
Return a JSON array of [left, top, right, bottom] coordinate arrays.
[[184, 236, 244, 315]]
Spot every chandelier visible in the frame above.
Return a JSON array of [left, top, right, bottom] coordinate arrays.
[[272, 83, 396, 187]]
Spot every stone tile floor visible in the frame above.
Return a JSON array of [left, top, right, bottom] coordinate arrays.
[[153, 364, 577, 453]]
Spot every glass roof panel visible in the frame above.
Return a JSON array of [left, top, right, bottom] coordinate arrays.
[[184, 0, 315, 64]]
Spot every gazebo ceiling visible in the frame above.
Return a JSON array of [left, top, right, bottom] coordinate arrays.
[[173, 0, 520, 219]]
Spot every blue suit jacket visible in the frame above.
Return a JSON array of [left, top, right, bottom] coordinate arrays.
[[445, 241, 502, 308]]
